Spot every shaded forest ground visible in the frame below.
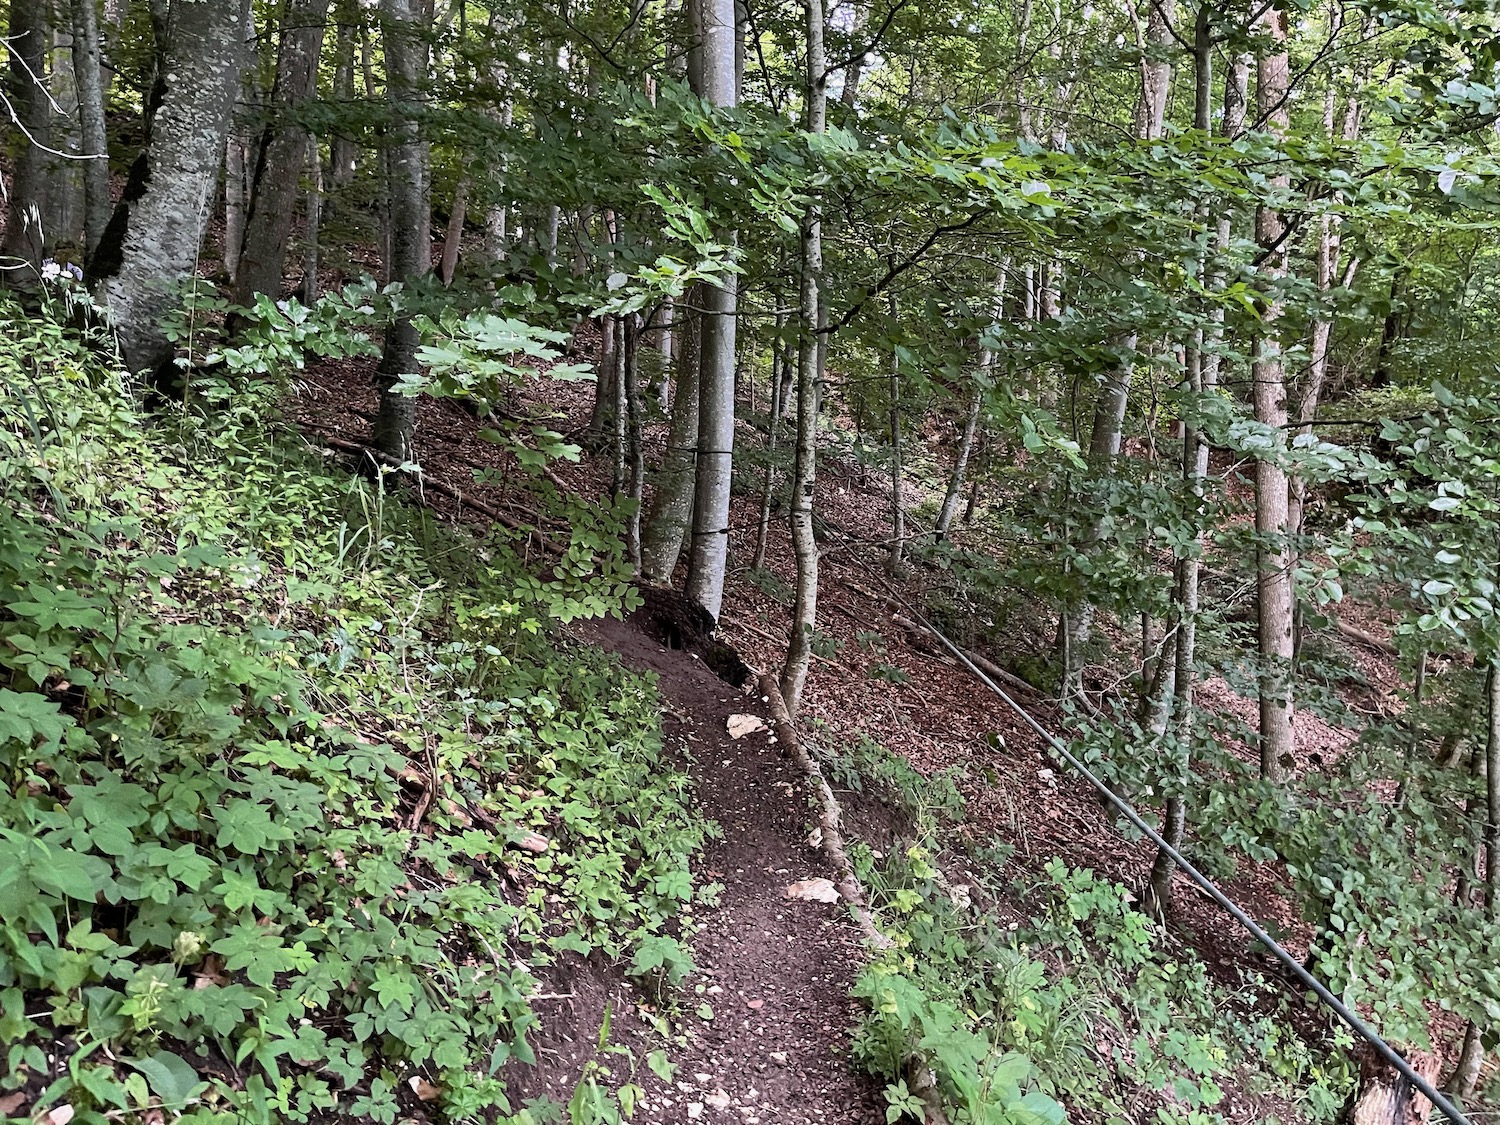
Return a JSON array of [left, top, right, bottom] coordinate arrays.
[[288, 342, 1430, 1122]]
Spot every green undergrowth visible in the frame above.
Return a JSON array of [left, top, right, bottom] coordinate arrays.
[[0, 306, 708, 1123], [839, 737, 1356, 1125]]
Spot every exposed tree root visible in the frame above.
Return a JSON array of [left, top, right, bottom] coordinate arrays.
[[758, 673, 891, 951]]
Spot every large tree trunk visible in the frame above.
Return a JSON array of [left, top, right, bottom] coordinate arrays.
[[231, 0, 333, 308], [72, 0, 112, 258], [682, 0, 739, 621], [779, 0, 826, 719], [3, 0, 55, 269], [1252, 5, 1296, 781], [91, 0, 251, 379], [371, 0, 430, 459]]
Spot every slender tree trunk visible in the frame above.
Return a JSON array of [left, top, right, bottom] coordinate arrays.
[[439, 170, 468, 284], [2, 0, 53, 269], [224, 134, 246, 280], [91, 0, 252, 379], [371, 0, 430, 458], [1059, 0, 1173, 698], [47, 21, 86, 253], [937, 384, 983, 539], [485, 98, 514, 259], [329, 3, 358, 187], [640, 298, 701, 583], [779, 0, 826, 718], [1143, 35, 1249, 916], [752, 310, 786, 570], [1253, 5, 1296, 781], [624, 314, 645, 564], [1448, 661, 1500, 1100], [301, 132, 322, 300], [886, 289, 905, 575], [231, 0, 332, 307], [683, 0, 740, 620], [72, 0, 111, 260]]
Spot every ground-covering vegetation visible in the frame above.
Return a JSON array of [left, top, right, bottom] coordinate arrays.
[[0, 303, 707, 1123], [11, 0, 1500, 1116]]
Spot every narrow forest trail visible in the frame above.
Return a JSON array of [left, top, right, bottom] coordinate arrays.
[[583, 614, 885, 1124]]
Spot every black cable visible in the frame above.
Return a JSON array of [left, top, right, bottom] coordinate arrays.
[[880, 589, 1472, 1125]]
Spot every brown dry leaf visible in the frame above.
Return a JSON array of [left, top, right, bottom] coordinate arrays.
[[726, 714, 767, 739], [408, 1076, 440, 1102], [0, 1092, 25, 1116], [784, 878, 840, 903]]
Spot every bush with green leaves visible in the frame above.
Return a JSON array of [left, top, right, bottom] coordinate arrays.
[[839, 734, 1355, 1125], [0, 303, 708, 1124]]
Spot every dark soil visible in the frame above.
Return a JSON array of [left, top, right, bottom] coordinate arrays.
[[582, 614, 886, 1125]]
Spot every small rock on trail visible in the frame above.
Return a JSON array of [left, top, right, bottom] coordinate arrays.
[[585, 614, 885, 1124]]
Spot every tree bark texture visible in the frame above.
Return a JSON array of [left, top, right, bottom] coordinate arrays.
[[779, 0, 826, 719], [92, 0, 252, 378], [371, 0, 431, 458], [1252, 5, 1296, 781], [682, 0, 739, 621], [640, 298, 701, 584], [72, 0, 112, 258], [3, 0, 55, 269], [231, 0, 333, 308]]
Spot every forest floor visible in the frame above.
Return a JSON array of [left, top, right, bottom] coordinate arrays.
[[288, 344, 1416, 1122]]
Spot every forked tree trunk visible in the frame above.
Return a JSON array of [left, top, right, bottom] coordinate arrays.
[[1252, 5, 1296, 781], [371, 0, 430, 459], [936, 384, 982, 539], [640, 299, 701, 583], [1059, 0, 1173, 698], [1143, 40, 1250, 917], [231, 0, 332, 308], [92, 0, 252, 379], [779, 0, 826, 719]]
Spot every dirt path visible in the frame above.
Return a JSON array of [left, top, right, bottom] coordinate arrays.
[[585, 614, 885, 1125]]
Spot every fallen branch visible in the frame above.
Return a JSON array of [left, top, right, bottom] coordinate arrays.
[[312, 433, 565, 555], [890, 614, 1039, 697], [722, 614, 842, 670], [759, 673, 892, 951], [1335, 616, 1398, 656]]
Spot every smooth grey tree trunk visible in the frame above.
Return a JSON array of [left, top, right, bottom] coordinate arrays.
[[682, 0, 739, 621], [779, 0, 826, 718], [231, 0, 332, 308], [371, 0, 430, 458], [92, 0, 251, 378], [72, 0, 111, 258]]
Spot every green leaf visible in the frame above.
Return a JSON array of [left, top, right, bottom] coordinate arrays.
[[124, 1051, 207, 1107]]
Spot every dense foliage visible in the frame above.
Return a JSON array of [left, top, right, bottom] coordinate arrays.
[[0, 306, 704, 1123]]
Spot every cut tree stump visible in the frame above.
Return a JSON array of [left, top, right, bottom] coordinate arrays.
[[1345, 1050, 1441, 1125]]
